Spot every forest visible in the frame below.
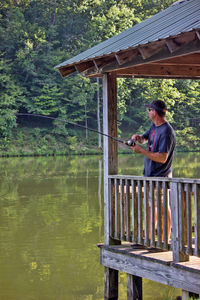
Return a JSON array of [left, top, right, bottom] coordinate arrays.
[[1, 0, 200, 156]]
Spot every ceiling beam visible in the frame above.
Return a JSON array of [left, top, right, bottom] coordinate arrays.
[[117, 64, 200, 78], [118, 75, 200, 79], [116, 64, 200, 78], [151, 53, 200, 66]]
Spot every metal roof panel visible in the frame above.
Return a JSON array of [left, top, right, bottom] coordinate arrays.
[[55, 0, 200, 69]]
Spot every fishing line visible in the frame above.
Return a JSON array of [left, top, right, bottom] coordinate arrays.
[[17, 113, 135, 146]]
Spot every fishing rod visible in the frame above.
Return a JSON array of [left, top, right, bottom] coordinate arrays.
[[16, 113, 136, 146]]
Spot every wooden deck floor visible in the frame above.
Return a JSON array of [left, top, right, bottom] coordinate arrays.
[[98, 243, 200, 295]]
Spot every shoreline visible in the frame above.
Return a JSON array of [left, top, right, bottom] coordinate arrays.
[[0, 148, 199, 158]]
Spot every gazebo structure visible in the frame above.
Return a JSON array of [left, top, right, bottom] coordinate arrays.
[[56, 0, 200, 299]]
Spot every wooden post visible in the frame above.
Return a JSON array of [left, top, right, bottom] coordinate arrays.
[[103, 72, 118, 244], [127, 274, 142, 300], [103, 72, 119, 299], [104, 267, 118, 300]]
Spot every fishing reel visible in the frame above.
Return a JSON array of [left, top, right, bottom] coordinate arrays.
[[126, 139, 136, 146]]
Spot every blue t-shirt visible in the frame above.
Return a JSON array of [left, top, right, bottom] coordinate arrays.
[[142, 122, 176, 177]]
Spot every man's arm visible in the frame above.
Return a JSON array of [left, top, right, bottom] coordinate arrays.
[[131, 144, 168, 164]]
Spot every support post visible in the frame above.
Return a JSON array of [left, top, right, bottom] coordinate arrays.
[[127, 274, 142, 300], [103, 72, 118, 245], [104, 267, 118, 300], [103, 72, 119, 299]]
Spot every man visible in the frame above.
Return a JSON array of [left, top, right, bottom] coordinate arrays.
[[131, 100, 176, 177], [131, 100, 176, 242]]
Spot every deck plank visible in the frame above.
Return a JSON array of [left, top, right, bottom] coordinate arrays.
[[99, 243, 200, 295]]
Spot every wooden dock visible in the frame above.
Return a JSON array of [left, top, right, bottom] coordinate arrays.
[[99, 243, 200, 299], [99, 175, 200, 299]]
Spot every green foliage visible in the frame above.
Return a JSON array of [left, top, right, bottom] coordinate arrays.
[[0, 59, 22, 137], [87, 1, 141, 44], [0, 0, 200, 154]]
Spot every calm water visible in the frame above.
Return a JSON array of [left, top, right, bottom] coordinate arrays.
[[0, 152, 200, 300]]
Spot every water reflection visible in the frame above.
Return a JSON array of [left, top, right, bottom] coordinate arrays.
[[0, 156, 104, 300], [0, 152, 198, 299], [118, 152, 200, 178]]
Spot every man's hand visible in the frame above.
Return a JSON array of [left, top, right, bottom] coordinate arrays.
[[131, 134, 145, 144], [131, 144, 143, 153]]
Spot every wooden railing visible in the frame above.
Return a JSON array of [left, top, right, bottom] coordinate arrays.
[[108, 175, 200, 262]]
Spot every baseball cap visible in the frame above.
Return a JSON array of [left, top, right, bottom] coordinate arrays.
[[145, 100, 167, 113]]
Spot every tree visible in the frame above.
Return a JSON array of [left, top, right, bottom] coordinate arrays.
[[0, 59, 22, 137], [0, 0, 199, 152]]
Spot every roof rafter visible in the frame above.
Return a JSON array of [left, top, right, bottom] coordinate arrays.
[[166, 31, 196, 53], [115, 49, 139, 65], [138, 40, 166, 60], [58, 65, 76, 77], [74, 61, 96, 73]]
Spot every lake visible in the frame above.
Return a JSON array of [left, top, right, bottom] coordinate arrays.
[[0, 152, 199, 300]]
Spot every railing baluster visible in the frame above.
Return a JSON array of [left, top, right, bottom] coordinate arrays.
[[162, 181, 168, 249], [114, 178, 118, 239], [109, 178, 113, 238], [144, 180, 149, 247], [185, 183, 192, 255], [132, 180, 138, 243], [193, 183, 200, 257], [150, 181, 155, 248], [137, 180, 143, 245], [111, 178, 116, 238], [123, 181, 126, 240], [125, 179, 130, 241], [178, 183, 186, 252], [120, 179, 126, 240], [156, 181, 162, 248]]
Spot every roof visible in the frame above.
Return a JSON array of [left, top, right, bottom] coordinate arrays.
[[56, 0, 200, 79]]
